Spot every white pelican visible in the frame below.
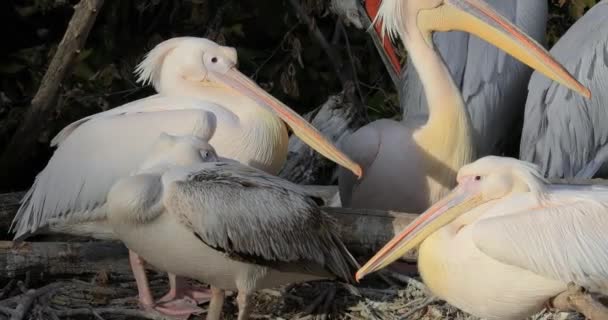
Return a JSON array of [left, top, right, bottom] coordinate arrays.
[[107, 133, 358, 320], [399, 0, 548, 157], [356, 156, 608, 320], [521, 0, 608, 179], [337, 0, 590, 213], [10, 37, 361, 316]]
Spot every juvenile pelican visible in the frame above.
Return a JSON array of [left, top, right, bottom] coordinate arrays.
[[107, 134, 358, 320], [338, 0, 590, 212], [10, 37, 361, 315], [356, 156, 608, 320]]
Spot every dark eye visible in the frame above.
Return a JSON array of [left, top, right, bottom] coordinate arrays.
[[200, 151, 209, 159], [475, 176, 481, 181], [211, 57, 218, 63]]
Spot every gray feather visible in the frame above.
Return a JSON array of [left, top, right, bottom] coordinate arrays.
[[520, 0, 608, 179], [402, 0, 547, 156], [163, 162, 358, 283]]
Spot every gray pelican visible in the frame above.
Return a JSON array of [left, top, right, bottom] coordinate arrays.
[[338, 0, 589, 212], [399, 0, 548, 157], [520, 0, 608, 179], [107, 134, 358, 320], [10, 37, 361, 316], [356, 156, 608, 320]]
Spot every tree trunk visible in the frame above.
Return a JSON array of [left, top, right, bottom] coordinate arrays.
[[0, 0, 105, 189], [0, 208, 418, 278]]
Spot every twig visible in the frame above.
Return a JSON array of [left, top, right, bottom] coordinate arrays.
[[551, 283, 608, 320], [399, 297, 437, 319], [10, 282, 63, 320], [52, 307, 173, 320], [317, 285, 336, 320], [0, 0, 105, 188], [286, 0, 365, 114], [0, 280, 16, 299]]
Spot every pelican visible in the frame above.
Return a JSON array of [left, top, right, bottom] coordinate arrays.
[[10, 37, 361, 316], [338, 0, 590, 212], [356, 156, 608, 320], [520, 0, 608, 179], [107, 133, 358, 320], [398, 0, 548, 157]]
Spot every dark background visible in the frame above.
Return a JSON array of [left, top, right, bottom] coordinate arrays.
[[0, 0, 598, 191]]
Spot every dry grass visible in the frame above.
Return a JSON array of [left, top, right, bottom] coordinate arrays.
[[0, 269, 587, 320]]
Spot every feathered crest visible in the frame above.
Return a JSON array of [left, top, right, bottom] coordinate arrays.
[[462, 156, 550, 200], [372, 0, 406, 42], [134, 37, 196, 90]]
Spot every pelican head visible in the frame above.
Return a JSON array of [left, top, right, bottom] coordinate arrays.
[[137, 132, 220, 174], [373, 0, 590, 98], [355, 156, 549, 280], [135, 37, 363, 178]]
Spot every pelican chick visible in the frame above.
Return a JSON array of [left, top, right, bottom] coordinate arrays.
[[107, 135, 358, 320]]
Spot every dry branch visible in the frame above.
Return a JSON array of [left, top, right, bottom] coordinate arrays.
[[0, 209, 418, 278], [552, 283, 608, 320], [0, 0, 105, 188]]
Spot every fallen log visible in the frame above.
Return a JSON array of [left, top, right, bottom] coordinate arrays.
[[0, 192, 24, 238], [0, 208, 418, 278]]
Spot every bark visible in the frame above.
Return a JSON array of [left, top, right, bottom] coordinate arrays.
[[0, 241, 130, 278], [0, 209, 418, 278], [0, 192, 24, 238], [0, 0, 105, 189]]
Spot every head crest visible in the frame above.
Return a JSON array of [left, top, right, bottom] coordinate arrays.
[[373, 0, 406, 42], [134, 37, 207, 91]]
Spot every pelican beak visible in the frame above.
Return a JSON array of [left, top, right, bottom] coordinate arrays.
[[362, 0, 402, 82], [418, 0, 591, 99], [211, 67, 363, 178], [355, 176, 483, 281]]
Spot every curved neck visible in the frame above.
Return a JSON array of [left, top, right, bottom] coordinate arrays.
[[407, 29, 474, 166]]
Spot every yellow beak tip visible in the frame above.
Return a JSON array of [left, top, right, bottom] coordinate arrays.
[[583, 87, 592, 99], [354, 166, 363, 179]]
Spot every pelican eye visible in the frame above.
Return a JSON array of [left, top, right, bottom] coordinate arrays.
[[200, 150, 210, 159], [211, 57, 218, 63], [474, 176, 481, 181]]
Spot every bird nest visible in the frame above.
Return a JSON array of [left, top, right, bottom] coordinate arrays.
[[0, 269, 585, 320]]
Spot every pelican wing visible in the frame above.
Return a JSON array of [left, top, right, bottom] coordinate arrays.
[[11, 97, 228, 239], [472, 188, 608, 294], [162, 162, 357, 282], [402, 0, 547, 156], [520, 1, 608, 178]]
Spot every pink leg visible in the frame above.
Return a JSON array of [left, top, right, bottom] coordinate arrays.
[[157, 273, 212, 305], [129, 251, 204, 319], [129, 250, 155, 308]]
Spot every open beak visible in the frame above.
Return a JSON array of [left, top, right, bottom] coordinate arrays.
[[361, 0, 402, 87], [211, 67, 363, 178], [355, 177, 483, 281], [418, 0, 591, 99]]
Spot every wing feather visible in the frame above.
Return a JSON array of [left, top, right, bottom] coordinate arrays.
[[12, 101, 222, 239], [520, 1, 608, 178], [473, 190, 608, 294], [162, 162, 358, 282]]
